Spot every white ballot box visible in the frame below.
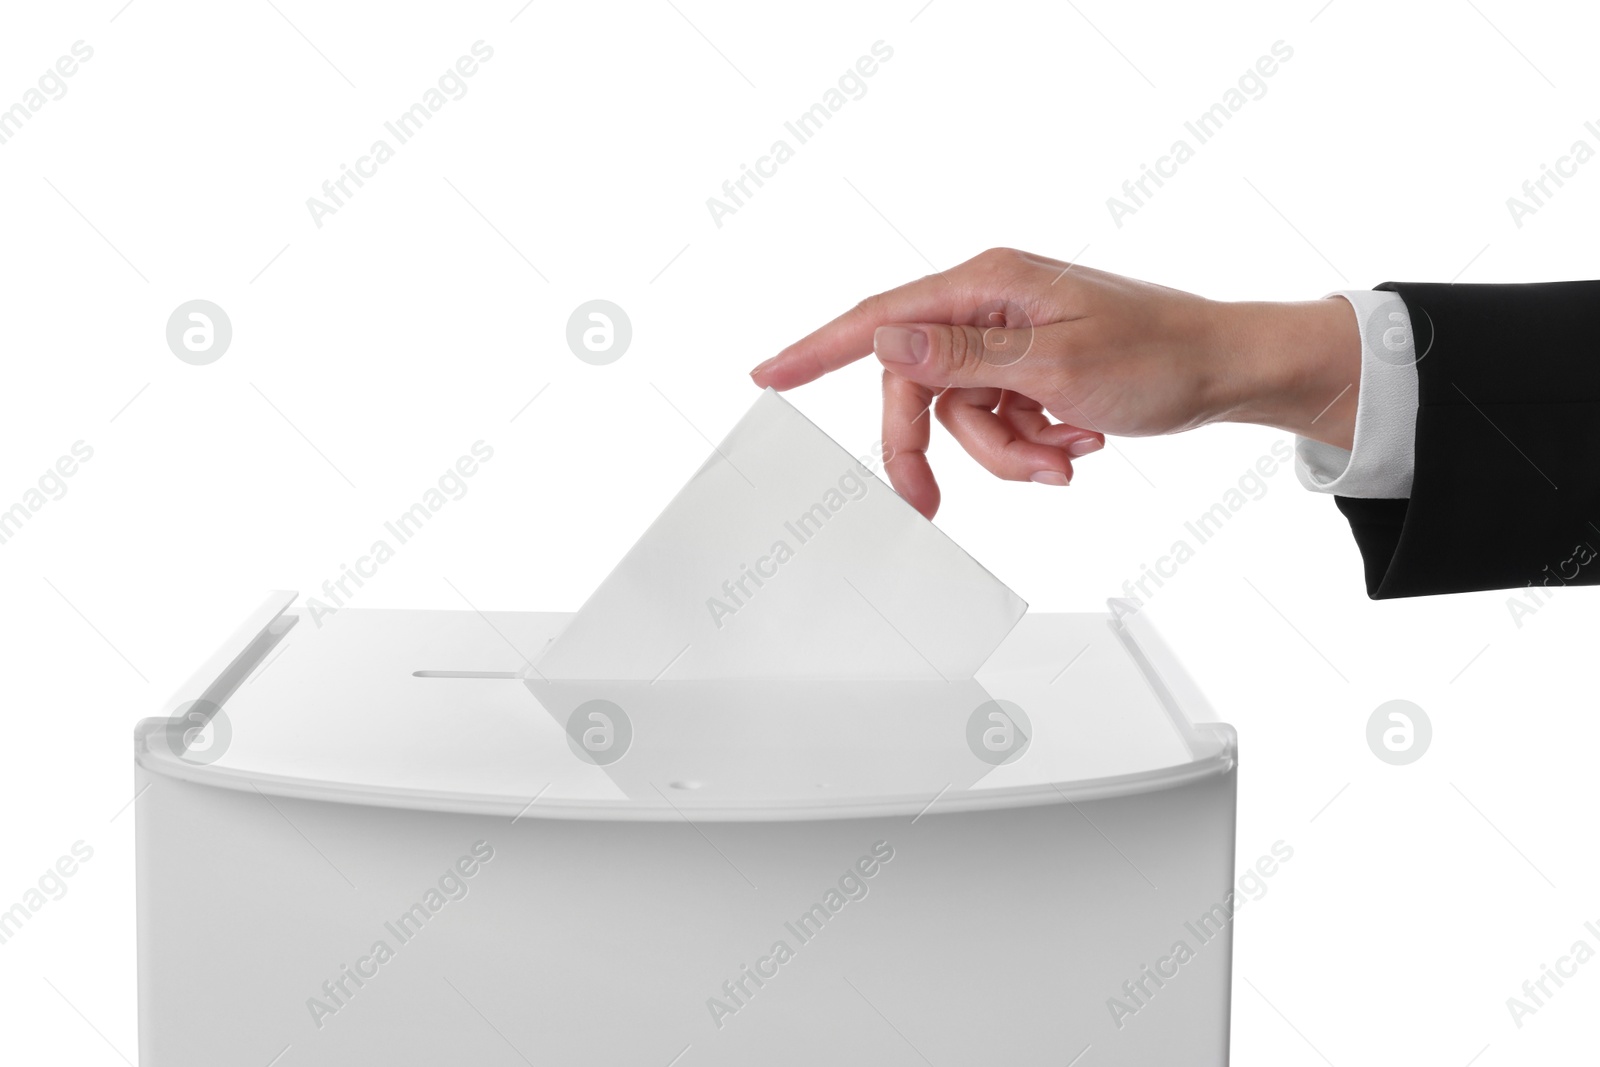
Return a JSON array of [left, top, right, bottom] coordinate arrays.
[[135, 592, 1238, 1066]]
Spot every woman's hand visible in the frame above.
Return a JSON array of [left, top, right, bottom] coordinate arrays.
[[750, 248, 1359, 519]]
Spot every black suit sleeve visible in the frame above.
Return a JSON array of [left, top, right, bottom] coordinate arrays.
[[1336, 280, 1600, 599]]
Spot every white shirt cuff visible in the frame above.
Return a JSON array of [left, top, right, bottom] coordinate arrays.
[[1295, 290, 1418, 499]]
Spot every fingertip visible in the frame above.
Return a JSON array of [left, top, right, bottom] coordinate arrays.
[[885, 453, 940, 519], [748, 344, 830, 391], [748, 362, 795, 391], [1009, 442, 1076, 487], [1066, 437, 1103, 457], [748, 356, 778, 387], [750, 354, 802, 391], [1037, 424, 1106, 456], [1026, 446, 1074, 486], [874, 324, 928, 366]]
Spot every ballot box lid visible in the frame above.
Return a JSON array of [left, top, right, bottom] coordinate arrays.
[[134, 592, 1235, 822]]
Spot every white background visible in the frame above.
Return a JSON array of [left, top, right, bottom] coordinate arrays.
[[2, 0, 1597, 1063]]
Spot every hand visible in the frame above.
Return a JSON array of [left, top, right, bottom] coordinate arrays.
[[750, 248, 1360, 518]]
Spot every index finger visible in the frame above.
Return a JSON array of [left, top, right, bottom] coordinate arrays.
[[751, 271, 964, 391]]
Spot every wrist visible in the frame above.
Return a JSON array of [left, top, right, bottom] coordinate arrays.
[[1203, 298, 1360, 450]]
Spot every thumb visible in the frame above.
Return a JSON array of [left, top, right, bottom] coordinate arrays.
[[873, 322, 1038, 388]]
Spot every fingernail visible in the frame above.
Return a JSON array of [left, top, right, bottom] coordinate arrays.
[[875, 326, 927, 364], [1031, 470, 1070, 486], [1067, 438, 1104, 457], [749, 356, 777, 379]]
